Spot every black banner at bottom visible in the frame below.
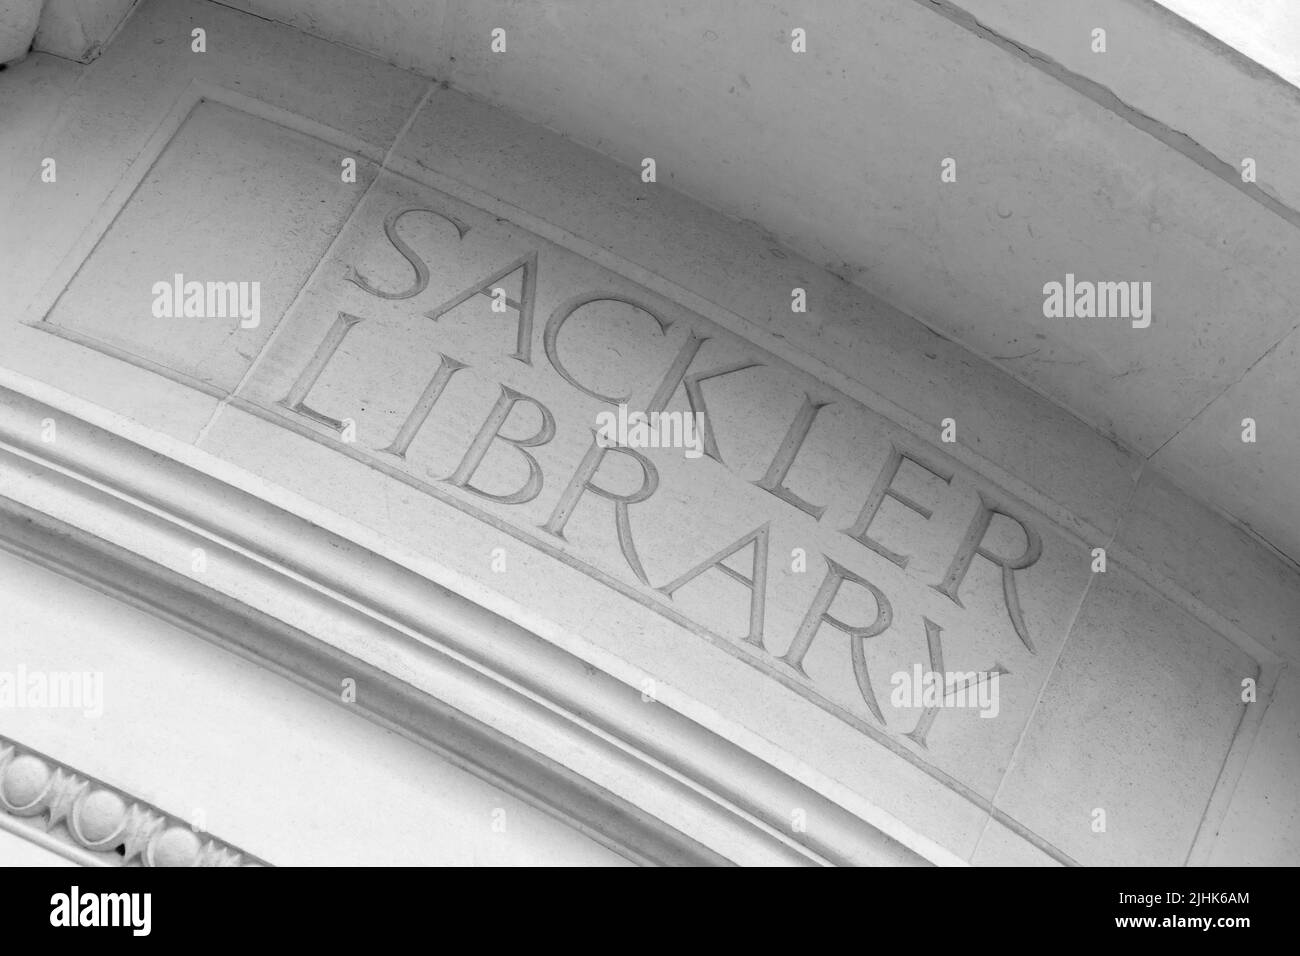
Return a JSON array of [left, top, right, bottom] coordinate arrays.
[[0, 865, 1275, 943]]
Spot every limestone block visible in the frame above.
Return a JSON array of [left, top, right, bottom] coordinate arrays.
[[1207, 667, 1300, 865], [1114, 468, 1300, 663], [997, 569, 1256, 865], [40, 100, 377, 392], [958, 0, 1300, 212], [1151, 327, 1300, 570]]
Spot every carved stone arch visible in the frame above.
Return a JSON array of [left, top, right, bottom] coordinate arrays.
[[0, 379, 934, 867]]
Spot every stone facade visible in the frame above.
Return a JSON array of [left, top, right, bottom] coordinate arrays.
[[1, 0, 1297, 865]]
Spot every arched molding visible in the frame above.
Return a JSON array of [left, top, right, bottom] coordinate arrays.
[[0, 377, 940, 866]]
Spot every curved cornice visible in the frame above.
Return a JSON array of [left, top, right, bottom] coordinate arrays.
[[0, 377, 939, 866]]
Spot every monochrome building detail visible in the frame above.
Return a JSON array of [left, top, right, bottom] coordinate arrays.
[[0, 737, 262, 867], [1, 0, 1298, 870]]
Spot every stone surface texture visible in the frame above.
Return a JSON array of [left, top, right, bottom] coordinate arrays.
[[0, 0, 44, 64], [223, 0, 1300, 572], [0, 0, 1297, 866]]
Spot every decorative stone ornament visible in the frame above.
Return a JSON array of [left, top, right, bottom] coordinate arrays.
[[0, 736, 264, 866]]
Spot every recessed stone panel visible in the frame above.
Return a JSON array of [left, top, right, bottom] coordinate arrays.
[[38, 100, 376, 392], [220, 169, 1095, 814], [996, 569, 1256, 865]]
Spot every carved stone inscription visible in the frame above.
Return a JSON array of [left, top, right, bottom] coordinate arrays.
[[240, 171, 1091, 792]]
